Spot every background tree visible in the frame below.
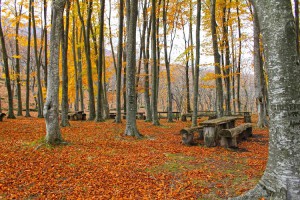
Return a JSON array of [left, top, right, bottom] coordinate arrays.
[[96, 0, 105, 122], [61, 0, 71, 127], [124, 0, 142, 138], [191, 0, 201, 127], [210, 0, 224, 117], [0, 0, 16, 119], [151, 0, 160, 126], [44, 0, 66, 144], [115, 0, 124, 123]]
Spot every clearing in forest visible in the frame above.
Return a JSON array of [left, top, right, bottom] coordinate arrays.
[[0, 116, 268, 199]]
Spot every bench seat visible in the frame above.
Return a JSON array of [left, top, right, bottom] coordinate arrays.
[[218, 123, 252, 148]]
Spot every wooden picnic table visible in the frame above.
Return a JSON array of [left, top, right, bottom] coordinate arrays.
[[199, 116, 239, 147], [110, 111, 145, 120], [181, 111, 217, 121], [157, 111, 180, 120]]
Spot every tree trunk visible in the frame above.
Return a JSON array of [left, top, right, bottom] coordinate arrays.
[[25, 0, 32, 117], [44, 0, 66, 145], [233, 0, 300, 199], [192, 0, 201, 127], [14, 2, 23, 116], [151, 0, 160, 126], [32, 0, 44, 118], [72, 14, 79, 112], [124, 0, 142, 138], [222, 1, 231, 115], [162, 0, 173, 122], [96, 0, 105, 122], [0, 3, 16, 119], [295, 0, 299, 55], [252, 4, 269, 128], [76, 0, 95, 120], [236, 0, 242, 113], [60, 0, 70, 127], [144, 16, 152, 121], [210, 0, 224, 117], [43, 0, 48, 89], [116, 0, 124, 123]]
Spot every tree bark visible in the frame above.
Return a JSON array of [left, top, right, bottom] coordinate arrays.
[[44, 0, 66, 145], [116, 0, 124, 123], [192, 0, 201, 127], [124, 0, 142, 138], [76, 0, 95, 120], [295, 0, 299, 55], [14, 1, 23, 116], [236, 0, 242, 113], [95, 0, 105, 122], [210, 0, 224, 118], [60, 0, 71, 127], [32, 0, 44, 118], [151, 0, 160, 126], [0, 2, 16, 119], [162, 0, 173, 122], [144, 16, 152, 121], [252, 3, 269, 128], [232, 0, 300, 199], [25, 0, 32, 117]]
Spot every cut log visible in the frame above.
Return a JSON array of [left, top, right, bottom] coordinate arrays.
[[218, 123, 252, 138], [180, 126, 203, 145]]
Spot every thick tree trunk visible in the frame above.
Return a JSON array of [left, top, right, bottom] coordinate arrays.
[[116, 0, 124, 123], [192, 0, 201, 127], [233, 0, 300, 199], [124, 0, 142, 138], [60, 0, 70, 127], [44, 0, 66, 145], [210, 0, 224, 118], [151, 0, 160, 126]]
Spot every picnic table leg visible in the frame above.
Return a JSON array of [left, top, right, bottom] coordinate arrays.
[[203, 127, 217, 147]]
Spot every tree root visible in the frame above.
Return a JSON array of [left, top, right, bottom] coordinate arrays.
[[230, 181, 288, 200]]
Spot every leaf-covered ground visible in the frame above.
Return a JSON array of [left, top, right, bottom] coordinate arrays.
[[0, 116, 268, 199]]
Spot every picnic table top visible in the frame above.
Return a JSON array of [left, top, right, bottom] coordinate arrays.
[[200, 116, 239, 126]]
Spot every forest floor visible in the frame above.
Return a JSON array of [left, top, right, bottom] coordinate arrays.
[[0, 115, 268, 199]]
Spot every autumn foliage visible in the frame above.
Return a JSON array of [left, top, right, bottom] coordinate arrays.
[[0, 116, 268, 199]]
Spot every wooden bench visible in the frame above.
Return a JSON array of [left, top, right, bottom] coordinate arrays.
[[218, 123, 253, 148], [0, 113, 6, 121], [68, 111, 86, 121], [158, 111, 180, 120], [180, 126, 204, 145]]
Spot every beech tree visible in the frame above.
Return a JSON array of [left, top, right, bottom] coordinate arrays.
[[233, 0, 300, 198], [44, 0, 66, 144], [0, 0, 16, 119], [210, 0, 224, 117], [124, 0, 142, 138]]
